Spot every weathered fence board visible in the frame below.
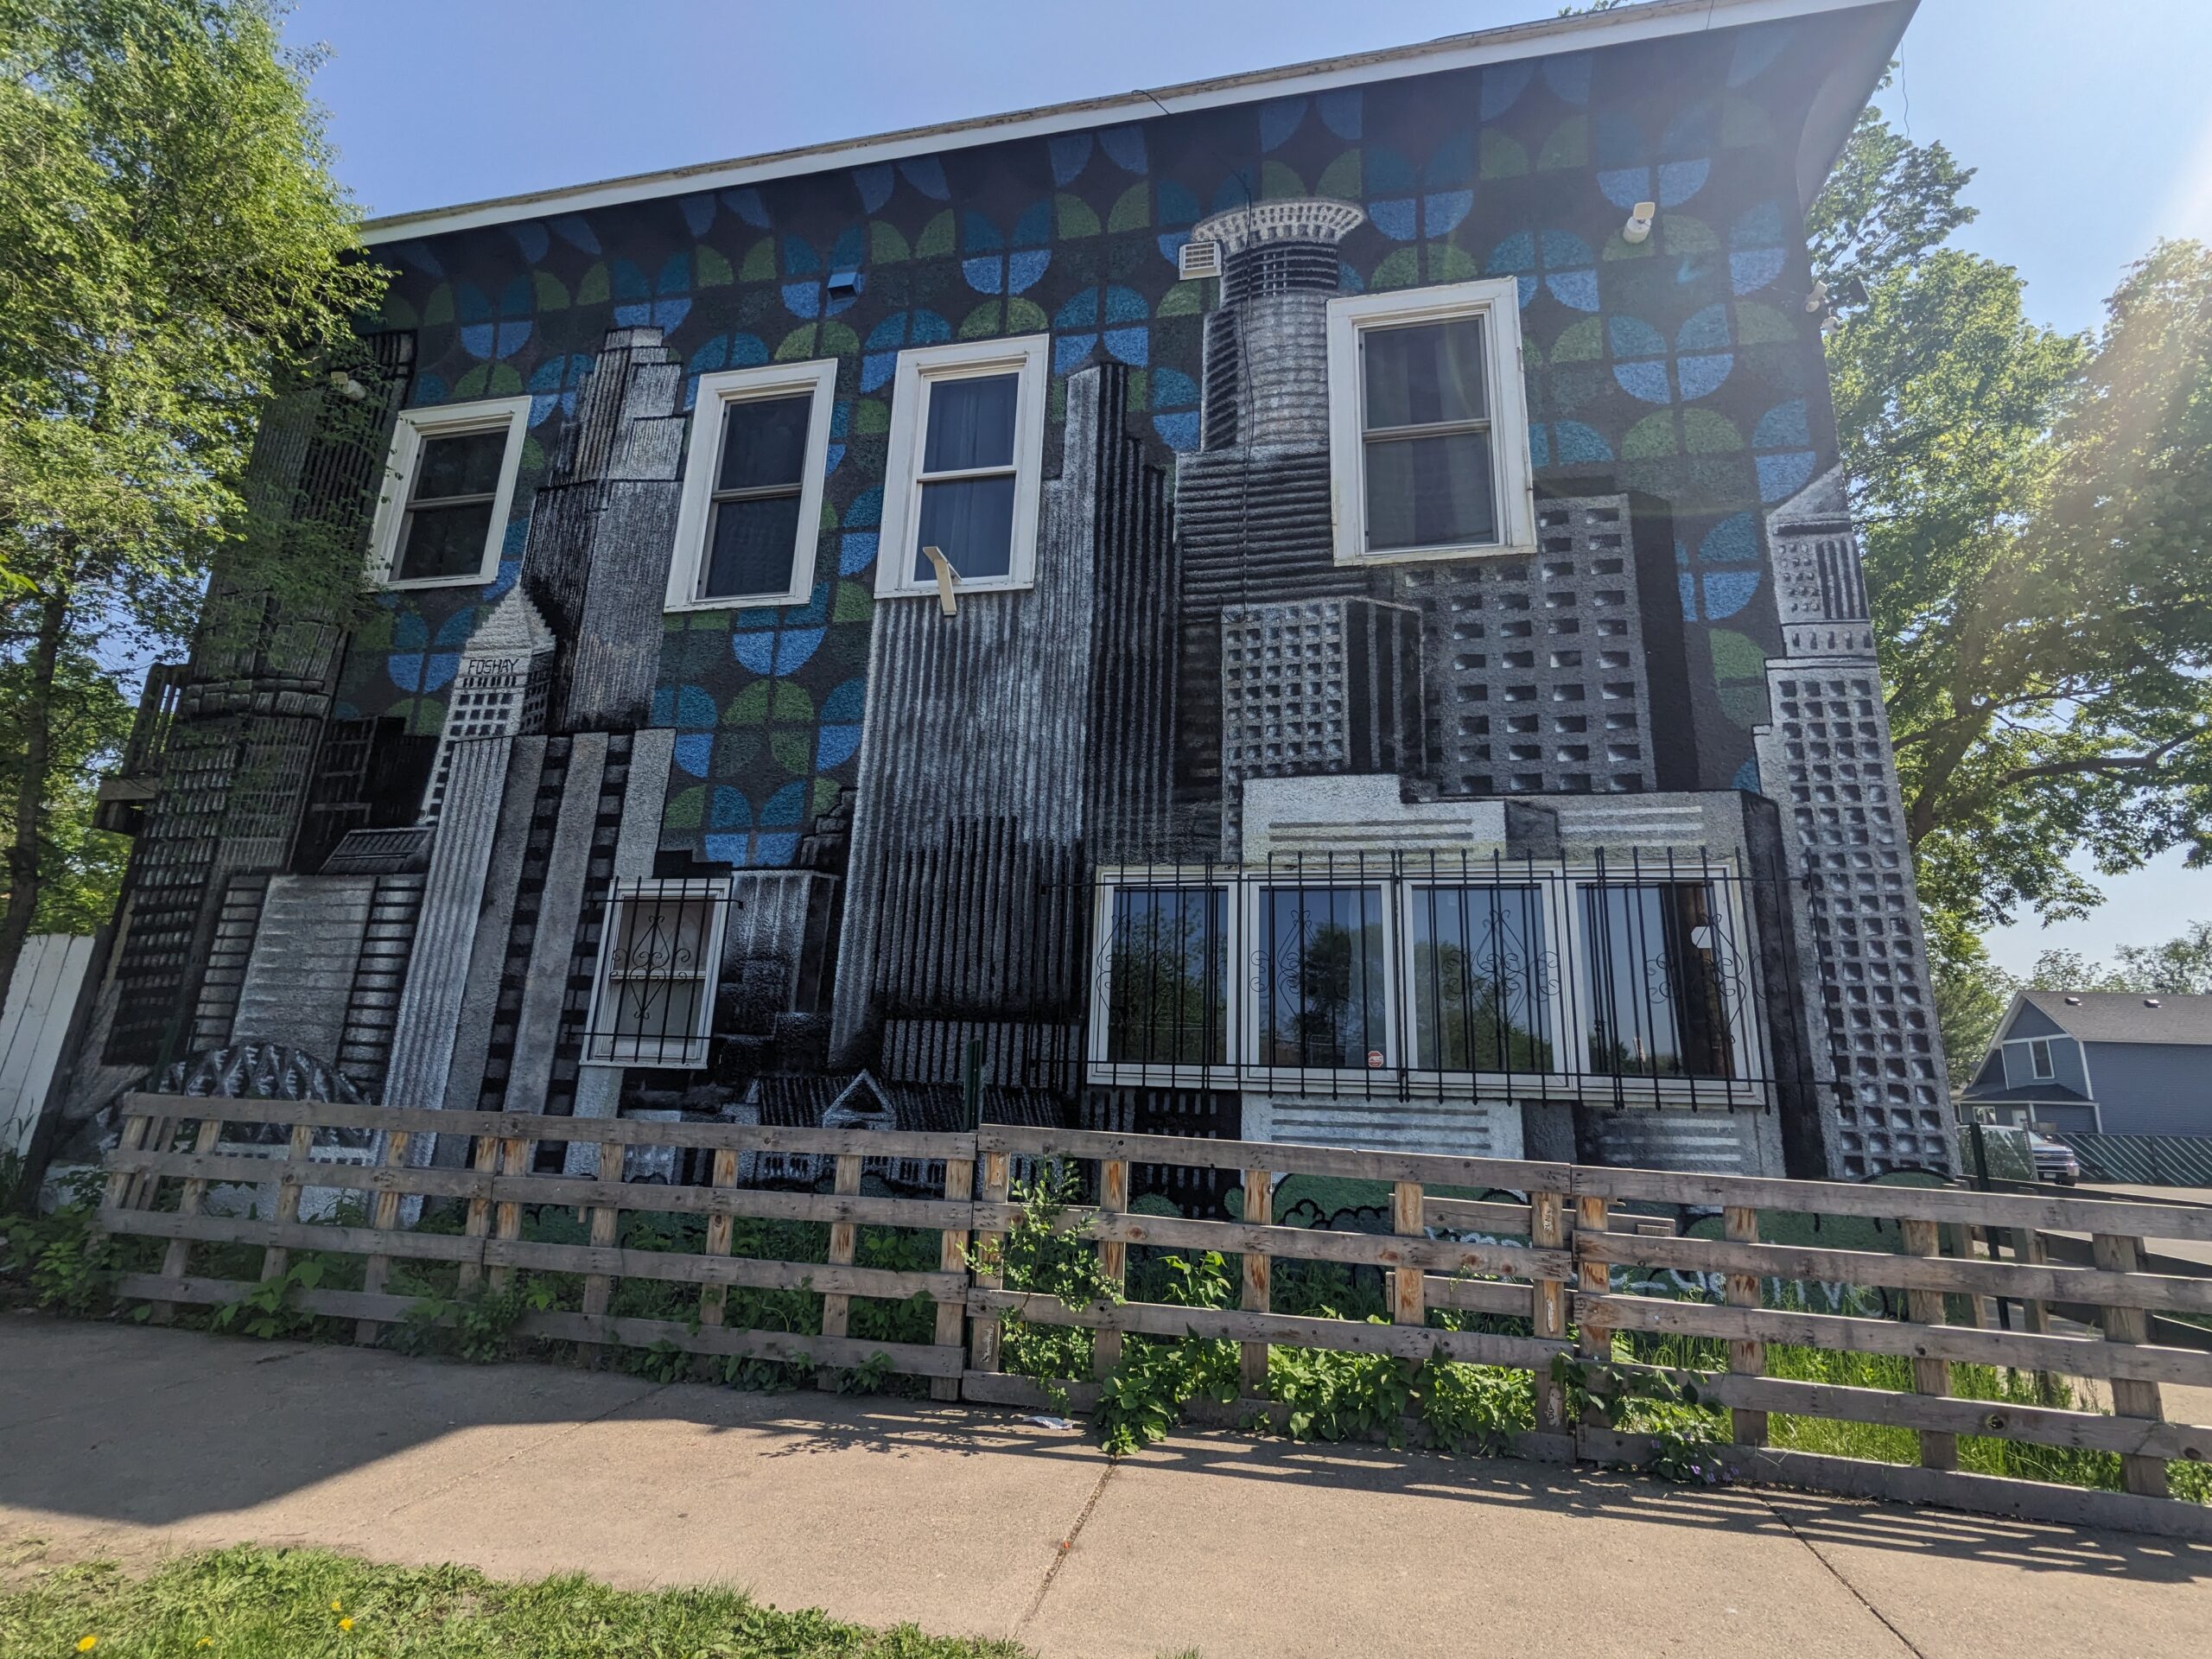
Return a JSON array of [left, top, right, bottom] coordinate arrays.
[[92, 1091, 2212, 1541]]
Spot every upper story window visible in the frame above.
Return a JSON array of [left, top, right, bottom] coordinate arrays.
[[1325, 279, 1535, 566], [583, 880, 729, 1069], [876, 335, 1048, 599], [369, 397, 531, 588], [2029, 1038, 2055, 1079], [666, 360, 836, 611]]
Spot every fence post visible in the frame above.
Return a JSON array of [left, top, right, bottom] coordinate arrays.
[[486, 1133, 529, 1291], [1392, 1179, 1427, 1333], [356, 1130, 412, 1346], [1723, 1205, 1766, 1447], [100, 1105, 153, 1218], [257, 1122, 316, 1287], [1093, 1158, 1129, 1377], [932, 1150, 975, 1402], [1574, 1196, 1611, 1434], [1899, 1217, 1957, 1470], [455, 1132, 499, 1292], [2091, 1231, 2170, 1498], [150, 1114, 226, 1325], [698, 1147, 739, 1330], [575, 1138, 623, 1364], [1241, 1168, 1272, 1398], [1530, 1190, 1568, 1434], [967, 1151, 1012, 1387], [817, 1151, 863, 1389]]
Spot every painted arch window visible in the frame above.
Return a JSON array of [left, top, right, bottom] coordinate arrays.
[[667, 359, 837, 611], [583, 880, 729, 1069], [369, 397, 532, 588], [876, 334, 1048, 599], [1325, 279, 1535, 565]]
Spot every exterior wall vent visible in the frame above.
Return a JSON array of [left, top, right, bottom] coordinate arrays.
[[1177, 238, 1223, 281]]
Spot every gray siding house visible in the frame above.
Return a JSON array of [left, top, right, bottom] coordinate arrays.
[[1961, 991, 2212, 1138]]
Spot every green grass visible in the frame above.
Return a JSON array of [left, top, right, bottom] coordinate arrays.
[[0, 1546, 1033, 1658]]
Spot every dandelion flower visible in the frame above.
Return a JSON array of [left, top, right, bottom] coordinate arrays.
[[340, 1618, 354, 1633], [330, 1599, 343, 1612], [199, 1643, 213, 1649], [77, 1641, 98, 1654]]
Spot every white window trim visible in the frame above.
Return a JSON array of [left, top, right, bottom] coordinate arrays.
[[1243, 878, 1401, 1074], [1325, 277, 1536, 568], [1397, 877, 1569, 1076], [366, 396, 532, 590], [665, 359, 838, 613], [874, 334, 1049, 599], [1086, 872, 1239, 1078], [582, 879, 730, 1071]]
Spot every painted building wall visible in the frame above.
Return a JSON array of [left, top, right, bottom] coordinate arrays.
[[79, 3, 1944, 1181]]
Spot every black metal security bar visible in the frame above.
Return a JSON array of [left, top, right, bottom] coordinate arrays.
[[1086, 846, 1804, 1109], [578, 879, 729, 1069]]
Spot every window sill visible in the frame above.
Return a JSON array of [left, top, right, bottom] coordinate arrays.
[[876, 577, 1037, 601], [378, 568, 501, 592], [1332, 540, 1540, 569], [664, 588, 813, 614]]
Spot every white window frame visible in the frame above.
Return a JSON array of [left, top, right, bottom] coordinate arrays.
[[1086, 872, 1238, 1081], [874, 334, 1049, 600], [1325, 277, 1536, 567], [582, 879, 730, 1070], [367, 396, 532, 589], [1397, 877, 1568, 1076], [665, 359, 838, 612], [1242, 878, 1401, 1075], [2028, 1037, 2056, 1080]]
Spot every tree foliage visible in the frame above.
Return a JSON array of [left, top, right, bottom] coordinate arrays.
[[0, 0, 384, 1013], [1814, 107, 2212, 946]]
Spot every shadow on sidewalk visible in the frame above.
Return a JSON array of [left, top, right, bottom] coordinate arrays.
[[4, 1313, 2208, 1586]]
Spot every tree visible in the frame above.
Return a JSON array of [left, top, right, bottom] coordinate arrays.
[[0, 0, 385, 1020], [1813, 107, 2212, 970]]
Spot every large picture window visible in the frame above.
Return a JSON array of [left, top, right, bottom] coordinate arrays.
[[584, 880, 728, 1069], [1578, 882, 1738, 1080], [1098, 886, 1229, 1066], [667, 360, 836, 611], [369, 397, 532, 588], [877, 334, 1048, 598], [1325, 279, 1535, 565], [1256, 885, 1389, 1068], [1408, 884, 1554, 1071]]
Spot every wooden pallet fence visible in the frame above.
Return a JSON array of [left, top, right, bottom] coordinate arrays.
[[91, 1095, 2212, 1539], [96, 1093, 977, 1385]]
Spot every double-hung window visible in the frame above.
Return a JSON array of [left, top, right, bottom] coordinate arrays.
[[1325, 279, 1535, 565], [371, 397, 532, 588], [584, 880, 729, 1069], [2028, 1039, 2055, 1080], [667, 360, 837, 610], [877, 335, 1048, 597]]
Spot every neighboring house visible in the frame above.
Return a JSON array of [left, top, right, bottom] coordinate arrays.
[[58, 0, 1945, 1192], [1960, 991, 2212, 1139]]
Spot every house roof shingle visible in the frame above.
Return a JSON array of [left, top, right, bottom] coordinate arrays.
[[2016, 990, 2212, 1047]]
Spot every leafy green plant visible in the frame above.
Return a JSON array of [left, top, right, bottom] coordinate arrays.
[[836, 1351, 896, 1395], [213, 1260, 325, 1341], [719, 1356, 807, 1392], [2, 1172, 117, 1315], [971, 1164, 1119, 1408], [1553, 1351, 1736, 1486], [1268, 1339, 1414, 1446], [629, 1338, 693, 1384], [1414, 1357, 1534, 1457], [391, 1276, 555, 1363]]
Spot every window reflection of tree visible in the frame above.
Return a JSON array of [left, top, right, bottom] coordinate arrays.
[[1412, 884, 1554, 1072], [1261, 887, 1385, 1067], [1104, 889, 1225, 1065], [1580, 883, 1735, 1080]]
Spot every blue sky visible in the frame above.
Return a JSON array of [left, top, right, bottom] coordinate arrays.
[[284, 0, 2212, 968]]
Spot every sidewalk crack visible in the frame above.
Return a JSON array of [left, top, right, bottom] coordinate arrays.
[[1758, 1496, 1928, 1659], [1014, 1459, 1116, 1637]]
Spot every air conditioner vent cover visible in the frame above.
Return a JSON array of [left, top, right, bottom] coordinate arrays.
[[1177, 238, 1222, 280]]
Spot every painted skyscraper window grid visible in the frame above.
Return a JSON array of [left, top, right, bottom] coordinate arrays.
[[343, 15, 1834, 848], [87, 0, 1951, 1189]]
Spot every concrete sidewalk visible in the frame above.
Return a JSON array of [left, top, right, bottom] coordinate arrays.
[[3, 1315, 2209, 1658]]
